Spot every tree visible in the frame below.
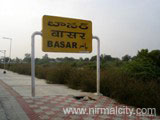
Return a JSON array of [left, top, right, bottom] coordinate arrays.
[[13, 57, 22, 63], [64, 57, 75, 62], [84, 58, 89, 62], [23, 53, 31, 63], [42, 54, 49, 60], [90, 55, 96, 61], [137, 49, 149, 58], [122, 49, 160, 81], [40, 54, 50, 64], [149, 50, 160, 67], [122, 55, 131, 61], [102, 54, 112, 61], [79, 57, 83, 61]]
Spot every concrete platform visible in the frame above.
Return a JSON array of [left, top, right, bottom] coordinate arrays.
[[0, 82, 29, 120], [0, 69, 90, 97]]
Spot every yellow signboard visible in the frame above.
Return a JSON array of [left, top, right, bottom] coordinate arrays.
[[42, 15, 92, 53]]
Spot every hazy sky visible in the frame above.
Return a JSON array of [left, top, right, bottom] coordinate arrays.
[[0, 0, 160, 59]]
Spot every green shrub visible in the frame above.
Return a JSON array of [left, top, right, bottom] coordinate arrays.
[[122, 57, 160, 81], [100, 68, 160, 114], [79, 69, 96, 92], [46, 64, 72, 84], [67, 68, 96, 92], [9, 64, 31, 75], [35, 65, 48, 79], [67, 68, 83, 89]]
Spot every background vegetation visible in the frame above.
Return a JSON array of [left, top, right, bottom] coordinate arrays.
[[0, 49, 160, 114]]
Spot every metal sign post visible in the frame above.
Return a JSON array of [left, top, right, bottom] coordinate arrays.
[[2, 37, 12, 64], [31, 35, 101, 97], [92, 36, 100, 95], [3, 50, 6, 74], [31, 34, 101, 97], [31, 31, 42, 97], [31, 15, 101, 97], [0, 50, 6, 73]]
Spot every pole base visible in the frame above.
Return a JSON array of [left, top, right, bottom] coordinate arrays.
[[94, 92, 103, 96]]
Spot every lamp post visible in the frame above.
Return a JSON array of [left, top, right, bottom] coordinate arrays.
[[2, 37, 12, 64], [0, 50, 6, 74]]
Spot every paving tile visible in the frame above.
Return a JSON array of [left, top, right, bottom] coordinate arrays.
[[29, 104, 38, 108], [39, 114, 50, 120], [34, 109, 43, 113]]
